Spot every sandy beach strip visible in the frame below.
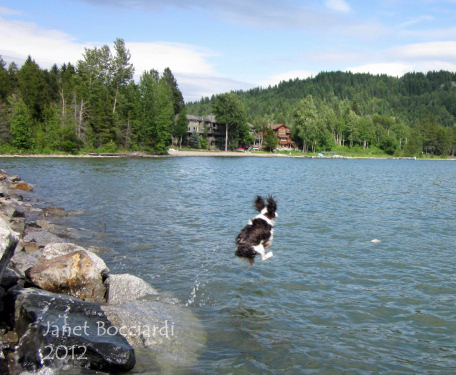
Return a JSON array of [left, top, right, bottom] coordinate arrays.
[[168, 150, 291, 157], [0, 151, 292, 158]]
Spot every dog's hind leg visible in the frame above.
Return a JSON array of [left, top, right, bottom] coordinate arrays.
[[263, 251, 273, 260], [253, 244, 274, 261]]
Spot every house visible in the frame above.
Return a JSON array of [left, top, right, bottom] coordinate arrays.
[[256, 124, 295, 149], [185, 116, 294, 150], [186, 115, 226, 149]]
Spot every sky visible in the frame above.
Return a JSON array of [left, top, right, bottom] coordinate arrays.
[[1, 0, 456, 102]]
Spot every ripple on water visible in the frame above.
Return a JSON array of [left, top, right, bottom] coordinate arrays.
[[2, 157, 456, 374]]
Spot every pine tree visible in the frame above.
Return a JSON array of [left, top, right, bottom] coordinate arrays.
[[7, 95, 34, 150], [162, 67, 184, 116], [17, 56, 50, 122]]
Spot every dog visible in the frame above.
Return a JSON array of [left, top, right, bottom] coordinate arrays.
[[235, 195, 278, 265]]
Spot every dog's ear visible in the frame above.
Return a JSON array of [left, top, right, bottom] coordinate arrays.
[[254, 195, 266, 212], [266, 195, 277, 217]]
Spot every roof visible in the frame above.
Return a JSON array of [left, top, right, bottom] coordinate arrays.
[[186, 114, 217, 123], [267, 124, 290, 131]]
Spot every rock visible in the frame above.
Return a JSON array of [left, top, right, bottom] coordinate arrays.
[[102, 299, 206, 372], [104, 274, 158, 305], [2, 200, 26, 220], [12, 288, 135, 373], [0, 217, 19, 257], [27, 250, 106, 303], [0, 185, 8, 198], [9, 218, 26, 237], [34, 222, 84, 241], [10, 248, 41, 277], [21, 240, 40, 252], [10, 204, 25, 218], [23, 229, 67, 247], [42, 243, 109, 276], [43, 207, 67, 218], [2, 330, 18, 345], [11, 183, 33, 192], [0, 268, 20, 289], [2, 173, 21, 183], [0, 218, 19, 285]]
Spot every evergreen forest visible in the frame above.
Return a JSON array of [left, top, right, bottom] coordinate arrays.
[[2, 38, 456, 158], [187, 71, 456, 157], [0, 38, 187, 155]]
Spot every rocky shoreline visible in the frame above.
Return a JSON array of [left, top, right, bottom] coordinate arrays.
[[0, 169, 205, 374]]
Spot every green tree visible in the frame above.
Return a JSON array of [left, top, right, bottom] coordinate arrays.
[[116, 81, 141, 150], [138, 70, 174, 153], [153, 77, 174, 153], [111, 38, 134, 115], [7, 95, 34, 149], [263, 128, 278, 151], [163, 67, 184, 116], [213, 93, 247, 151], [173, 107, 188, 148], [17, 56, 50, 122], [188, 130, 201, 148], [76, 45, 115, 146], [344, 109, 360, 148], [293, 95, 319, 152], [448, 125, 456, 157], [0, 57, 9, 101]]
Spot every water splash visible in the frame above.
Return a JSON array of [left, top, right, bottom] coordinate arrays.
[[185, 276, 200, 307]]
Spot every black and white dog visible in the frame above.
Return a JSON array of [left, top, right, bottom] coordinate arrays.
[[235, 195, 278, 265]]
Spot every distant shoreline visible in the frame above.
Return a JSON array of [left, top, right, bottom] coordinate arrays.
[[0, 151, 455, 160]]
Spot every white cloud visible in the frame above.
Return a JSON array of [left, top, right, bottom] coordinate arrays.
[[391, 41, 456, 61], [128, 42, 216, 77], [260, 70, 315, 88], [76, 0, 353, 31], [0, 15, 86, 67], [345, 41, 456, 76], [128, 42, 256, 101], [0, 6, 22, 16], [398, 15, 434, 28], [177, 73, 255, 102], [345, 62, 411, 77], [324, 0, 351, 13], [0, 9, 249, 101]]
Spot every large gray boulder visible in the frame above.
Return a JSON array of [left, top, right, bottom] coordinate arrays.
[[0, 217, 19, 283], [0, 217, 19, 256], [23, 230, 66, 248], [104, 274, 158, 305], [27, 250, 106, 303], [10, 247, 40, 278], [41, 243, 109, 276], [102, 298, 206, 373], [12, 288, 135, 373]]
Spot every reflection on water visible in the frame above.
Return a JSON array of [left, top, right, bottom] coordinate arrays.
[[2, 157, 456, 374]]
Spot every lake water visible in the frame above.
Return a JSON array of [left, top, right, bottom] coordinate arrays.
[[2, 156, 456, 374]]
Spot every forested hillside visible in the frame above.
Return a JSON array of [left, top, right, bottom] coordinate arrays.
[[0, 38, 188, 154], [187, 71, 456, 156]]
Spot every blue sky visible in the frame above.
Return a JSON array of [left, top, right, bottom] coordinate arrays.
[[1, 0, 456, 101]]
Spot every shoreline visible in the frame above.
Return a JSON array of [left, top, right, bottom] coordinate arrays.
[[0, 151, 455, 160], [0, 168, 205, 373], [167, 151, 456, 160]]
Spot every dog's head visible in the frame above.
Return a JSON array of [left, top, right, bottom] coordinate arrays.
[[254, 195, 278, 220]]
